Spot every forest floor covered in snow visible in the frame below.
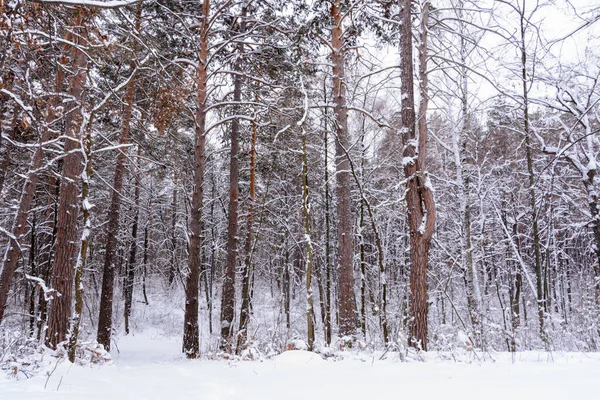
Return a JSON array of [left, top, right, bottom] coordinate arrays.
[[1, 332, 599, 400]]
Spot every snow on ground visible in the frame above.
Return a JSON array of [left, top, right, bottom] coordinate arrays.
[[1, 332, 599, 400]]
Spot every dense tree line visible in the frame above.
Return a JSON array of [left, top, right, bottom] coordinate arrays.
[[1, 0, 599, 361]]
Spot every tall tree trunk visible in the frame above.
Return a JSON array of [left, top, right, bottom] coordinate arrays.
[[96, 37, 138, 351], [142, 215, 149, 306], [237, 116, 257, 353], [168, 170, 178, 285], [331, 0, 358, 340], [182, 0, 210, 358], [359, 198, 367, 338], [220, 4, 247, 351], [453, 6, 481, 343], [207, 173, 219, 336], [322, 80, 332, 346], [283, 245, 291, 330], [519, 5, 547, 345], [27, 215, 37, 337], [400, 0, 436, 351], [300, 117, 315, 351], [45, 8, 90, 349], [124, 145, 142, 335], [68, 113, 93, 362]]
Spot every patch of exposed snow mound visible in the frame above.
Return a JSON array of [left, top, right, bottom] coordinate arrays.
[[273, 350, 324, 367]]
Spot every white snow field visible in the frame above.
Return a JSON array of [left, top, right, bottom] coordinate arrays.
[[1, 333, 599, 400]]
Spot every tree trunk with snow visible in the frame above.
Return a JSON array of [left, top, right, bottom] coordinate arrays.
[[68, 113, 93, 362], [401, 0, 436, 351], [96, 34, 138, 352], [301, 128, 315, 351], [331, 0, 358, 340], [46, 7, 90, 349], [518, 7, 547, 345], [182, 0, 210, 358], [220, 4, 247, 352], [124, 145, 142, 335], [237, 116, 257, 353]]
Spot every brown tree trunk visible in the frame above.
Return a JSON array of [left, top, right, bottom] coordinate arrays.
[[142, 209, 150, 306], [182, 0, 210, 358], [519, 7, 547, 345], [283, 246, 291, 330], [359, 200, 367, 338], [168, 170, 178, 285], [124, 145, 142, 335], [400, 0, 436, 351], [220, 4, 247, 351], [454, 5, 481, 342], [207, 173, 219, 336], [68, 115, 93, 362], [45, 8, 90, 349], [237, 117, 257, 353], [97, 30, 138, 351], [301, 127, 316, 351], [323, 112, 332, 346], [331, 0, 358, 340]]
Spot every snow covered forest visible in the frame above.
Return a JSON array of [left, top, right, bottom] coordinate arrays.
[[2, 0, 600, 380]]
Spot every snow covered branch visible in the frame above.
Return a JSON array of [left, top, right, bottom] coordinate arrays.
[[32, 0, 141, 9]]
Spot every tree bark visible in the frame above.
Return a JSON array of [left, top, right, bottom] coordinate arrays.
[[220, 4, 247, 351], [322, 80, 332, 346], [454, 6, 481, 342], [142, 209, 150, 306], [124, 145, 142, 335], [237, 116, 257, 353], [68, 113, 93, 362], [331, 0, 358, 340], [45, 7, 90, 349], [519, 5, 547, 345], [301, 128, 316, 351], [168, 170, 178, 285], [96, 34, 138, 351], [400, 0, 436, 351], [182, 0, 210, 358]]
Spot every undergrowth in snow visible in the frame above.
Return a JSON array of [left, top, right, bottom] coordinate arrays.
[[2, 279, 598, 400], [1, 331, 599, 400]]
